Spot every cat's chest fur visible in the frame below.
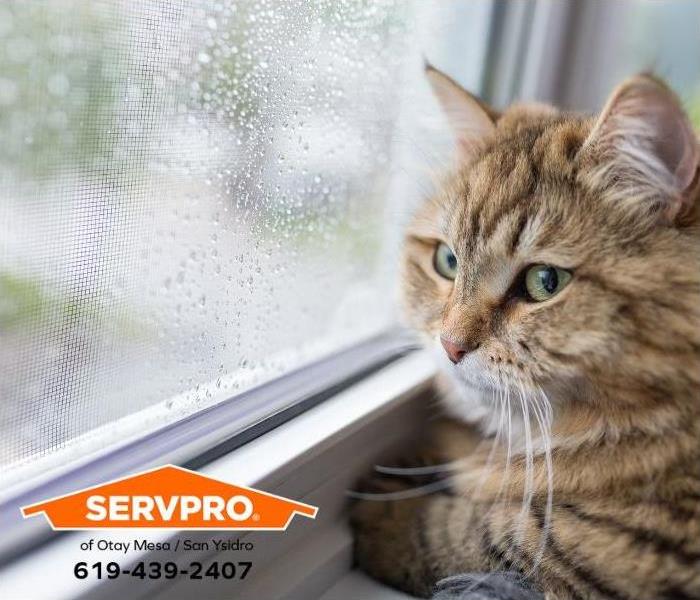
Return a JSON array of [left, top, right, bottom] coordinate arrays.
[[437, 366, 528, 442]]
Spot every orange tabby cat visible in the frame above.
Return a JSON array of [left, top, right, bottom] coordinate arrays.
[[351, 67, 700, 599]]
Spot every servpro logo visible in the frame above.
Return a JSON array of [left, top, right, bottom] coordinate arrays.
[[21, 465, 318, 530]]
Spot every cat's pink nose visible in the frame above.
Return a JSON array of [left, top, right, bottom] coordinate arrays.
[[440, 337, 477, 364]]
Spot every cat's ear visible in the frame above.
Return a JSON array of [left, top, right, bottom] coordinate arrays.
[[425, 64, 497, 160], [579, 74, 700, 223]]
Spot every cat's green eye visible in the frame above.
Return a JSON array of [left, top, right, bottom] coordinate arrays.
[[433, 242, 458, 280], [524, 264, 572, 302]]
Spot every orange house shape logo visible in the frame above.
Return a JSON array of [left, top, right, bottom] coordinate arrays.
[[22, 465, 318, 530]]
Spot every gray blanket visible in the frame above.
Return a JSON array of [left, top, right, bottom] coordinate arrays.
[[432, 572, 544, 600]]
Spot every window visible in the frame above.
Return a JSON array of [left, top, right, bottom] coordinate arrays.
[[555, 0, 700, 127], [0, 1, 494, 494]]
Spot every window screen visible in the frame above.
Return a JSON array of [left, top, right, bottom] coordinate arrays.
[[0, 0, 493, 490]]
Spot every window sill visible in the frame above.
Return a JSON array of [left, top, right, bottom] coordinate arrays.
[[321, 570, 417, 600], [0, 350, 435, 600]]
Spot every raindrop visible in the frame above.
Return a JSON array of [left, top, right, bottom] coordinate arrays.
[[47, 73, 70, 96]]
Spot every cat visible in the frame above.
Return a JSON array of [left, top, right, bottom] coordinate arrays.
[[350, 66, 700, 600]]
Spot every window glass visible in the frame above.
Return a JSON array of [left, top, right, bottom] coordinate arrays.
[[0, 0, 493, 489]]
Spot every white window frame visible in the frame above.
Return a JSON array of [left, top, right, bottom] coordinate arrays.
[[0, 351, 435, 600]]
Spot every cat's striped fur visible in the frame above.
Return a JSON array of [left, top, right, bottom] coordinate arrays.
[[351, 70, 700, 599]]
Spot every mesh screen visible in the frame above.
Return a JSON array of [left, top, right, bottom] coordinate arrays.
[[0, 0, 492, 488]]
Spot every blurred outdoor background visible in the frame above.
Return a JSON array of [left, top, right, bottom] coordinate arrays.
[[0, 0, 698, 489]]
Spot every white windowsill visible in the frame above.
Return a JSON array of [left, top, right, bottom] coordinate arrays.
[[321, 571, 417, 600], [0, 351, 436, 600]]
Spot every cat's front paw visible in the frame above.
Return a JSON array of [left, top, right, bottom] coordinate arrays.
[[349, 472, 438, 598]]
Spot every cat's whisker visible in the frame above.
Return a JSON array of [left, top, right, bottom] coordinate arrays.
[[515, 382, 535, 548], [483, 381, 525, 578], [376, 385, 507, 479], [347, 473, 467, 502], [374, 463, 458, 476], [499, 383, 514, 505], [494, 375, 508, 447], [525, 385, 554, 575], [468, 384, 505, 501]]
